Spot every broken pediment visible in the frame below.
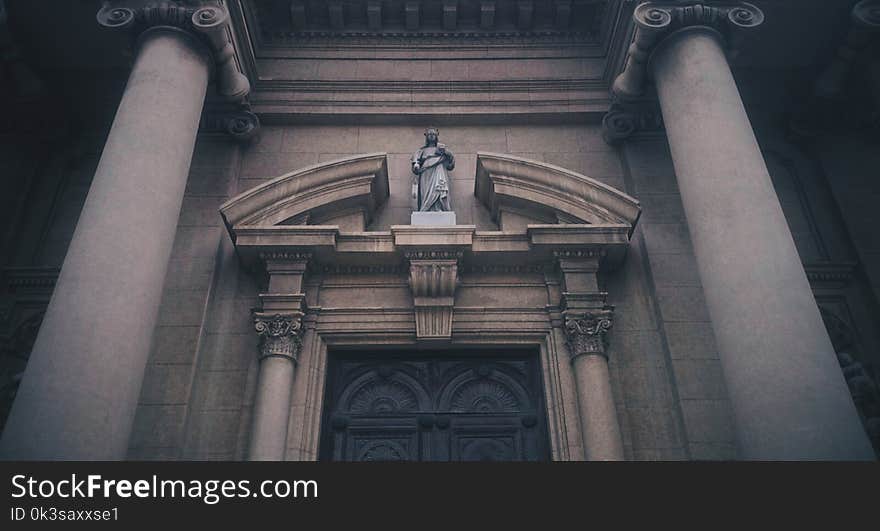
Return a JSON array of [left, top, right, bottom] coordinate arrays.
[[219, 152, 390, 236], [475, 152, 641, 234], [219, 150, 641, 272]]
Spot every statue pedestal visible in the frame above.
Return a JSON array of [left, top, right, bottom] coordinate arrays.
[[411, 211, 457, 226]]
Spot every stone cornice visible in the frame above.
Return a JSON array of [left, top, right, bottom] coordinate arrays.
[[97, 1, 251, 102]]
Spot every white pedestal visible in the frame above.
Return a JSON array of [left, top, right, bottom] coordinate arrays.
[[411, 211, 457, 226]]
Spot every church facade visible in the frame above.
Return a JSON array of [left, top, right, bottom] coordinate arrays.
[[0, 0, 878, 460]]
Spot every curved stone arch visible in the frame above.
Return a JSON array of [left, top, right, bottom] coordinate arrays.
[[436, 364, 533, 413], [475, 152, 641, 233], [337, 367, 432, 415], [220, 152, 390, 232]]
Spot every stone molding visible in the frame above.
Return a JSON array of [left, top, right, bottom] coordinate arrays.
[[97, 0, 251, 102], [220, 152, 389, 230], [475, 152, 641, 230], [252, 0, 603, 44], [603, 2, 764, 143]]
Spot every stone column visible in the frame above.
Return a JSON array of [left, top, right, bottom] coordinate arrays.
[[248, 254, 309, 460], [564, 306, 623, 461], [0, 3, 249, 459], [610, 2, 873, 459], [556, 252, 624, 460], [250, 310, 304, 461]]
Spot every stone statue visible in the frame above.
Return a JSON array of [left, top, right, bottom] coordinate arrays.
[[411, 128, 454, 212]]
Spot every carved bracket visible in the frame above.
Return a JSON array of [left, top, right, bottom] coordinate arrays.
[[604, 2, 764, 143], [406, 250, 462, 340], [253, 311, 304, 362]]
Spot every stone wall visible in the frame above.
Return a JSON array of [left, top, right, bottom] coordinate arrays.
[[5, 118, 876, 460], [160, 123, 724, 460]]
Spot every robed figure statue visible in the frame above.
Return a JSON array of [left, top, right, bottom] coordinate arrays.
[[411, 128, 455, 212]]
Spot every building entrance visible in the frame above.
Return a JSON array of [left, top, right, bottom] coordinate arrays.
[[319, 352, 551, 461]]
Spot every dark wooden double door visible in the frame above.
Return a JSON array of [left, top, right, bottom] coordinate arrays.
[[320, 352, 550, 461]]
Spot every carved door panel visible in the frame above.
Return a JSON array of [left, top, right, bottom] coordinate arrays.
[[320, 353, 550, 461]]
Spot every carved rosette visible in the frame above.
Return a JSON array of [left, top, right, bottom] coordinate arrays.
[[253, 311, 304, 362], [96, 1, 251, 103], [605, 2, 764, 143], [406, 251, 461, 340], [563, 309, 614, 361]]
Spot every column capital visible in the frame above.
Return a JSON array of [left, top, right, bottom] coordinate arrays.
[[789, 0, 880, 137], [97, 1, 250, 102], [853, 0, 880, 29], [253, 311, 304, 362], [603, 2, 763, 143], [563, 308, 614, 362]]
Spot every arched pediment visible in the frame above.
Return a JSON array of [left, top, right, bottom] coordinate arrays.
[[475, 152, 641, 234], [220, 150, 640, 274], [220, 153, 389, 235]]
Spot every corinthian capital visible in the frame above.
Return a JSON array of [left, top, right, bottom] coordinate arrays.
[[97, 1, 250, 102], [563, 309, 613, 361], [253, 311, 304, 362]]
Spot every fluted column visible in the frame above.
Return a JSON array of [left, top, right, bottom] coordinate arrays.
[[610, 2, 874, 459], [0, 2, 249, 459]]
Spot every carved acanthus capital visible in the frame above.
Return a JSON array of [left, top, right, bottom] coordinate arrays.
[[253, 311, 304, 362], [97, 1, 250, 103], [563, 308, 614, 361], [605, 2, 764, 143]]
